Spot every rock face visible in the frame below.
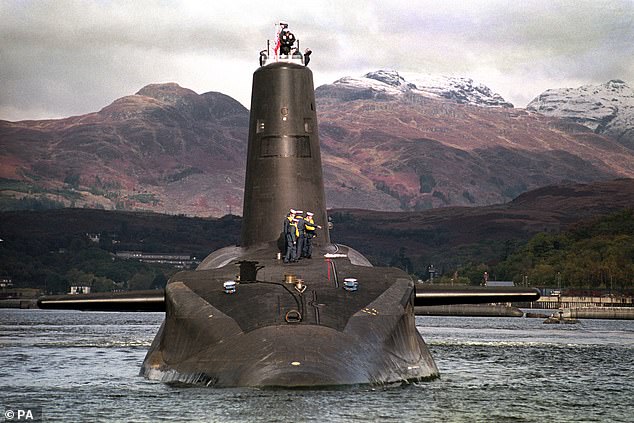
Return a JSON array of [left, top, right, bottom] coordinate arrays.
[[2, 75, 634, 216], [316, 69, 514, 108], [527, 80, 634, 150], [0, 83, 249, 216], [316, 72, 634, 211]]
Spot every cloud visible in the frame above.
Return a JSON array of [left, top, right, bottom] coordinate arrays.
[[1, 0, 633, 120]]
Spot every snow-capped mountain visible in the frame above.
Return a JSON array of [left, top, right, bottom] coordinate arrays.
[[527, 80, 634, 149], [316, 69, 513, 108], [4, 77, 634, 216]]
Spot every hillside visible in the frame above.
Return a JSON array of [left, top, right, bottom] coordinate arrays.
[[1, 179, 632, 291], [2, 73, 634, 215], [527, 79, 634, 150], [0, 209, 241, 293], [328, 178, 634, 274], [0, 83, 249, 216], [489, 208, 634, 290]]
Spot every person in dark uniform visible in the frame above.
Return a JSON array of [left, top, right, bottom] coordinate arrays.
[[279, 27, 296, 55], [289, 218, 300, 262], [283, 209, 297, 263], [295, 210, 306, 259], [303, 211, 321, 259]]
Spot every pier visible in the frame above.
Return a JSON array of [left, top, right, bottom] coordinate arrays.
[[523, 294, 633, 310], [560, 307, 634, 320]]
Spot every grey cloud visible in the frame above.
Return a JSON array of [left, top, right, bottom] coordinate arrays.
[[1, 1, 258, 56], [1, 0, 633, 120]]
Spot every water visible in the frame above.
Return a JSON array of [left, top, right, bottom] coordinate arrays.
[[1, 310, 632, 422]]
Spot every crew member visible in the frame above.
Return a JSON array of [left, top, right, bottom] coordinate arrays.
[[279, 26, 295, 55], [283, 209, 297, 263], [304, 48, 312, 66], [295, 210, 306, 260], [303, 211, 321, 259], [290, 217, 301, 262]]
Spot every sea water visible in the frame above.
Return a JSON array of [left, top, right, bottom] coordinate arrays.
[[1, 310, 632, 422]]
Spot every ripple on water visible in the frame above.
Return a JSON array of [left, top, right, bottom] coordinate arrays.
[[1, 310, 633, 422]]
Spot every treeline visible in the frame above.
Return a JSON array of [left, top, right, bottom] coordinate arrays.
[[2, 206, 632, 294], [0, 209, 241, 294], [0, 196, 65, 211], [1, 237, 175, 294], [457, 209, 634, 290]]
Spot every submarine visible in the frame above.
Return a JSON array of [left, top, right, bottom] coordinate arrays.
[[38, 24, 540, 387]]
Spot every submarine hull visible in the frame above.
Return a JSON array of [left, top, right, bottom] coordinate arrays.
[[141, 246, 438, 387]]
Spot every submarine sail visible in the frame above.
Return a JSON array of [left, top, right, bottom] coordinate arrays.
[[241, 61, 330, 247]]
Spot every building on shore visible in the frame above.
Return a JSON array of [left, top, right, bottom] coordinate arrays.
[[69, 286, 91, 295], [115, 251, 198, 269]]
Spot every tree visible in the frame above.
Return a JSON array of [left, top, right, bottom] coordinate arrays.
[[389, 247, 413, 273], [150, 273, 168, 289], [128, 271, 155, 290], [91, 275, 117, 292], [66, 268, 93, 286], [530, 263, 556, 285], [459, 263, 490, 285], [44, 272, 67, 294], [98, 233, 114, 252]]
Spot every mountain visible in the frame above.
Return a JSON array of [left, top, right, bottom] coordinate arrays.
[[2, 73, 634, 216], [317, 69, 514, 108], [527, 80, 634, 150], [0, 83, 249, 216], [316, 70, 634, 210]]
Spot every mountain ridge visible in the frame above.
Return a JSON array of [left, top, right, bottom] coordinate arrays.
[[527, 79, 634, 150], [2, 74, 633, 216], [316, 69, 514, 108], [316, 74, 634, 210], [1, 178, 632, 289]]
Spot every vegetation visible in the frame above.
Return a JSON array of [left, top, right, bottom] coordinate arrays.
[[1, 207, 632, 295], [0, 196, 65, 211], [0, 209, 240, 294], [457, 209, 634, 290], [0, 236, 176, 294], [0, 178, 43, 193], [418, 173, 436, 194], [330, 208, 634, 291], [129, 193, 159, 205]]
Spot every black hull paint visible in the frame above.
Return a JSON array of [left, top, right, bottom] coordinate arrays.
[[141, 245, 439, 387]]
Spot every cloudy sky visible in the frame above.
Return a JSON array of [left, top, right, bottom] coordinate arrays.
[[1, 0, 633, 121]]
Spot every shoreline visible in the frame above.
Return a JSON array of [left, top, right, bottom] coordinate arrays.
[[3, 300, 633, 320]]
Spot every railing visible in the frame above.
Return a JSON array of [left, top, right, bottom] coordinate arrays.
[[261, 54, 304, 67]]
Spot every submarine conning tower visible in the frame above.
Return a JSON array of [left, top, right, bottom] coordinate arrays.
[[240, 41, 330, 248]]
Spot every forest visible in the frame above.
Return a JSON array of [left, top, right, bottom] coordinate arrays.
[[1, 207, 632, 295], [448, 209, 634, 291], [0, 209, 240, 294]]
